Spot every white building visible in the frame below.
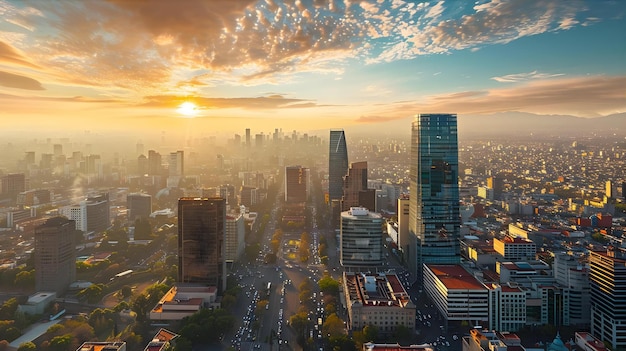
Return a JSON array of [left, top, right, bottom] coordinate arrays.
[[340, 207, 384, 268], [493, 236, 536, 261], [225, 211, 245, 263], [487, 283, 526, 332]]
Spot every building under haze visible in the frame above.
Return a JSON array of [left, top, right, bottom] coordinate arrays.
[[590, 247, 626, 350], [60, 193, 110, 235], [340, 207, 384, 269], [329, 129, 348, 202], [34, 217, 76, 295], [408, 114, 461, 277], [178, 197, 227, 293], [341, 161, 376, 212], [285, 165, 309, 203], [1, 173, 26, 201], [127, 193, 152, 222]]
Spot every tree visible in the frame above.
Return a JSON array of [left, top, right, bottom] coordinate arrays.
[[0, 340, 8, 351], [49, 334, 72, 351], [17, 341, 36, 351], [14, 270, 35, 289], [134, 218, 153, 240], [121, 285, 132, 299], [393, 325, 411, 343], [322, 313, 344, 338], [0, 298, 19, 320], [318, 276, 340, 295], [131, 294, 150, 322]]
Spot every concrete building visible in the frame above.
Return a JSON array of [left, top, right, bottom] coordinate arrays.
[[18, 292, 57, 315], [342, 161, 375, 211], [408, 114, 461, 277], [1, 173, 26, 201], [17, 189, 51, 206], [34, 217, 76, 295], [553, 252, 590, 326], [150, 286, 218, 321], [343, 272, 415, 333], [486, 283, 526, 332], [178, 197, 227, 292], [590, 247, 626, 350], [423, 264, 488, 323], [493, 236, 536, 261], [363, 343, 433, 351], [224, 211, 245, 263], [340, 207, 384, 269], [76, 342, 126, 351], [397, 195, 410, 255]]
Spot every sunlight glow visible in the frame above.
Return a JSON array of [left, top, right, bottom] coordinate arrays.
[[177, 102, 198, 117]]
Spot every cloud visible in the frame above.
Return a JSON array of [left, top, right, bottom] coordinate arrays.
[[0, 41, 40, 68], [491, 71, 565, 83], [141, 94, 320, 110], [0, 70, 44, 90]]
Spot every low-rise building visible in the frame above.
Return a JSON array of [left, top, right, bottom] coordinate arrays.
[[76, 342, 126, 351], [344, 272, 415, 333], [493, 236, 536, 261], [150, 286, 218, 321]]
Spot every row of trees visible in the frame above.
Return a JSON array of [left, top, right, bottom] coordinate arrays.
[[299, 232, 311, 263]]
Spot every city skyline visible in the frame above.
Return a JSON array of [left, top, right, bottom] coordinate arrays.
[[0, 0, 624, 137]]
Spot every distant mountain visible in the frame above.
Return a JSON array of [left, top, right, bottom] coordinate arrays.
[[333, 112, 626, 139]]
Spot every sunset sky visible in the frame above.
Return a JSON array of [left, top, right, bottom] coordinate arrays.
[[0, 0, 624, 136]]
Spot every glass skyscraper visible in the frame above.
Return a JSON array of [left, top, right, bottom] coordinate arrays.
[[329, 129, 348, 202], [178, 197, 226, 292], [408, 114, 460, 277]]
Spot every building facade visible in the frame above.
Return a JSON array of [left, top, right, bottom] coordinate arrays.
[[127, 193, 152, 221], [493, 236, 536, 261], [590, 247, 626, 350], [340, 207, 384, 268], [178, 197, 226, 292], [343, 272, 415, 333], [285, 165, 309, 203], [409, 114, 461, 276], [34, 217, 76, 295], [329, 129, 348, 202], [224, 212, 245, 263]]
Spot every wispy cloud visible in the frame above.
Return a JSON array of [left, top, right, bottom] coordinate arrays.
[[0, 70, 44, 90], [141, 94, 320, 110], [491, 70, 565, 83]]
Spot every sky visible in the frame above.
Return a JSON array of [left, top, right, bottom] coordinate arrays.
[[0, 0, 624, 137]]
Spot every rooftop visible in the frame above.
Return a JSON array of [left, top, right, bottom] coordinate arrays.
[[426, 265, 486, 290]]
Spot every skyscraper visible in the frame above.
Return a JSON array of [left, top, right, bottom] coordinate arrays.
[[169, 150, 184, 177], [341, 161, 375, 211], [329, 129, 348, 202], [590, 247, 626, 350], [285, 165, 310, 203], [409, 114, 460, 277], [127, 193, 152, 221], [178, 197, 226, 292], [340, 207, 383, 269], [34, 217, 76, 295]]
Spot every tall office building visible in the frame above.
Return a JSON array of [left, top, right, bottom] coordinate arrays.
[[590, 247, 626, 350], [127, 193, 152, 221], [285, 165, 310, 203], [408, 114, 460, 277], [341, 161, 375, 211], [329, 129, 348, 202], [1, 173, 26, 200], [178, 197, 226, 292], [148, 150, 162, 175], [34, 217, 76, 295], [169, 150, 184, 177], [245, 128, 251, 148], [340, 207, 384, 269]]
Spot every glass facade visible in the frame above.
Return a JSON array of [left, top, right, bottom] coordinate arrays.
[[178, 197, 226, 292], [329, 129, 348, 201], [409, 114, 460, 275]]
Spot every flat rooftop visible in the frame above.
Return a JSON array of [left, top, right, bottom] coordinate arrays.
[[426, 264, 486, 290]]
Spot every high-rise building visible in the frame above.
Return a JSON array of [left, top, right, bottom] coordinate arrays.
[[329, 129, 348, 202], [178, 197, 226, 292], [169, 150, 184, 177], [397, 195, 411, 255], [34, 217, 76, 295], [148, 150, 162, 176], [590, 247, 626, 350], [341, 161, 375, 211], [245, 128, 251, 148], [285, 165, 309, 203], [127, 193, 152, 221], [1, 173, 26, 200], [225, 211, 245, 263], [409, 114, 460, 276], [340, 207, 384, 268], [553, 252, 590, 326]]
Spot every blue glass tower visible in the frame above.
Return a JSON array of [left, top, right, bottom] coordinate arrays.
[[329, 129, 348, 202], [409, 114, 460, 277]]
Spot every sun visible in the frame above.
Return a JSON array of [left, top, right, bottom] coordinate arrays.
[[177, 101, 198, 117]]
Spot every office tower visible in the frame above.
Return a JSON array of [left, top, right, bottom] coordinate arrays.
[[34, 217, 76, 295], [285, 165, 310, 203], [137, 154, 148, 175], [148, 150, 162, 175], [245, 128, 251, 148], [218, 184, 236, 208], [605, 180, 614, 199], [239, 186, 258, 208], [397, 195, 410, 256], [136, 141, 144, 156], [341, 161, 375, 211], [169, 150, 184, 177], [53, 143, 63, 156], [178, 197, 226, 292], [225, 211, 245, 263], [487, 174, 505, 200], [340, 207, 383, 268], [408, 114, 460, 277], [329, 129, 348, 202], [255, 133, 264, 147], [590, 247, 626, 350], [127, 193, 152, 221], [553, 252, 590, 326], [24, 151, 35, 165], [1, 173, 26, 200]]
